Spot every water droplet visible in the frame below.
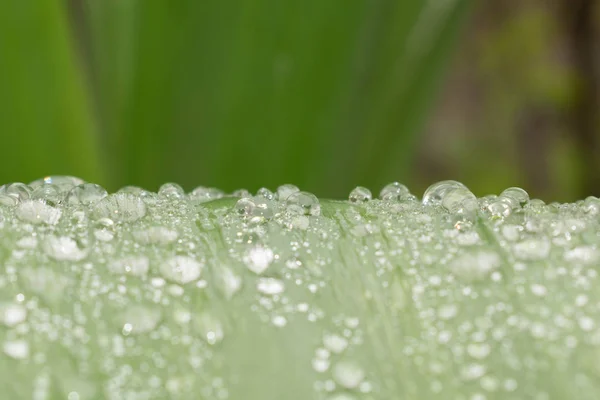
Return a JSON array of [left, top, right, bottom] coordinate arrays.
[[29, 176, 85, 193], [514, 237, 550, 260], [244, 246, 274, 274], [272, 315, 287, 327], [441, 187, 477, 216], [500, 187, 529, 206], [530, 283, 547, 297], [582, 196, 600, 215], [16, 200, 62, 225], [66, 183, 108, 205], [232, 188, 252, 198], [379, 182, 411, 201], [448, 250, 501, 282], [312, 358, 330, 373], [323, 333, 348, 354], [422, 180, 467, 206], [30, 184, 61, 206], [42, 235, 89, 261], [159, 183, 185, 199], [437, 304, 458, 320], [109, 256, 149, 277], [276, 184, 300, 201], [256, 278, 285, 295], [160, 256, 203, 284], [564, 246, 600, 265], [235, 198, 256, 217], [93, 217, 115, 241], [466, 343, 491, 359], [256, 187, 275, 200], [3, 339, 29, 359], [216, 267, 242, 299], [348, 186, 372, 203], [118, 305, 162, 335], [286, 191, 321, 216], [4, 183, 32, 203], [93, 193, 147, 222], [189, 186, 224, 203], [332, 361, 365, 389], [194, 313, 224, 345], [0, 303, 27, 327]]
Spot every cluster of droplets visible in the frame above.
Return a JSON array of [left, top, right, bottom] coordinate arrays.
[[0, 177, 599, 399]]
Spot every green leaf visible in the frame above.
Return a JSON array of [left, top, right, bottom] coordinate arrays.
[[0, 2, 104, 185], [83, 0, 472, 194]]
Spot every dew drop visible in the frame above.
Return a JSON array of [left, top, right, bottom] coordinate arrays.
[[133, 226, 178, 245], [466, 343, 491, 360], [3, 339, 29, 360], [256, 187, 275, 200], [189, 186, 224, 203], [66, 183, 108, 206], [379, 182, 411, 201], [29, 176, 85, 193], [93, 193, 147, 222], [441, 187, 477, 216], [437, 304, 459, 320], [276, 184, 300, 201], [235, 198, 256, 217], [332, 361, 365, 389], [16, 200, 62, 225], [159, 183, 185, 199], [422, 180, 467, 206], [514, 237, 550, 260], [448, 250, 501, 282], [348, 186, 372, 203], [323, 333, 349, 354], [256, 278, 285, 295], [194, 313, 224, 345], [500, 187, 529, 206], [244, 246, 274, 274], [0, 303, 27, 327], [42, 235, 89, 261], [286, 191, 321, 216], [4, 183, 32, 203], [160, 256, 203, 284]]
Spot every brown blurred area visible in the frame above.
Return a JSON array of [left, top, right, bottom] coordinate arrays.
[[416, 0, 600, 202]]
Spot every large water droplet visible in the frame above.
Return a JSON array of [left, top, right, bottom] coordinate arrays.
[[286, 191, 321, 216], [276, 184, 300, 201], [441, 187, 477, 216], [348, 186, 372, 203], [332, 361, 365, 389], [160, 256, 203, 284], [42, 235, 89, 261], [66, 184, 108, 205], [422, 180, 467, 206], [379, 182, 411, 201], [16, 200, 62, 225], [93, 194, 147, 222]]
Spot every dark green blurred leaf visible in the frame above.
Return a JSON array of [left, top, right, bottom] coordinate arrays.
[[0, 2, 103, 185], [84, 0, 471, 195]]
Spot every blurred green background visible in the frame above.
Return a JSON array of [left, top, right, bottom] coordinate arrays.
[[0, 0, 598, 201]]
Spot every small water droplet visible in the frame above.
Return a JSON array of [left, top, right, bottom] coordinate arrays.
[[500, 187, 529, 206], [4, 183, 32, 203], [256, 187, 275, 200], [286, 191, 321, 216], [323, 333, 348, 354], [348, 186, 372, 203], [0, 303, 27, 327], [332, 361, 365, 389], [437, 304, 458, 320], [160, 256, 203, 284], [514, 237, 550, 260], [256, 278, 285, 295], [159, 183, 185, 199], [448, 250, 501, 282], [133, 226, 178, 245], [379, 182, 411, 201], [422, 180, 467, 206], [244, 246, 274, 274], [466, 343, 491, 360], [3, 339, 29, 359], [118, 305, 162, 335], [232, 188, 252, 198], [194, 313, 224, 345], [189, 186, 224, 203]]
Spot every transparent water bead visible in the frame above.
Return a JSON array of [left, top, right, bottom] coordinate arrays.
[[256, 187, 275, 200], [31, 184, 61, 206], [159, 183, 185, 199], [323, 333, 348, 354], [514, 237, 551, 260], [235, 198, 256, 217], [93, 193, 147, 222], [16, 200, 62, 225], [256, 278, 285, 295], [448, 249, 501, 282], [160, 256, 203, 284], [118, 305, 162, 335], [276, 184, 300, 201], [3, 182, 32, 203], [441, 187, 477, 216], [66, 183, 108, 205], [0, 303, 27, 327], [29, 176, 85, 195], [348, 186, 372, 203], [379, 182, 411, 201], [189, 186, 224, 203], [42, 235, 89, 261], [194, 312, 224, 345], [285, 191, 321, 216], [422, 180, 467, 206], [332, 361, 365, 389], [488, 200, 512, 219], [500, 187, 529, 207]]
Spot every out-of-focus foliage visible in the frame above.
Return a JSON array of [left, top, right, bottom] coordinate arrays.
[[0, 0, 471, 197]]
